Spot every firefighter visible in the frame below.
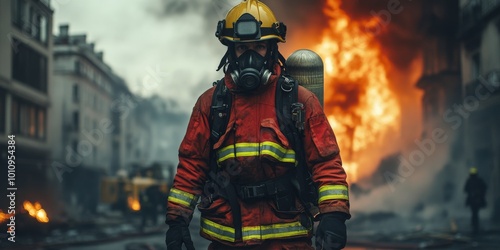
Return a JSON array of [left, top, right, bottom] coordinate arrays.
[[165, 1, 350, 249], [464, 167, 487, 234], [140, 185, 161, 230]]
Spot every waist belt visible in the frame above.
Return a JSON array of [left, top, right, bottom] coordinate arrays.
[[207, 170, 297, 241], [234, 172, 294, 200]]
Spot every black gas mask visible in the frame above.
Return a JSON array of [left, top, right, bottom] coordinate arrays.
[[230, 49, 272, 92]]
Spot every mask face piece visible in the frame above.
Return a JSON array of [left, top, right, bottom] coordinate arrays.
[[230, 49, 271, 92]]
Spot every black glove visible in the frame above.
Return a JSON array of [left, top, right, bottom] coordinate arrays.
[[315, 212, 348, 250], [165, 219, 195, 250]]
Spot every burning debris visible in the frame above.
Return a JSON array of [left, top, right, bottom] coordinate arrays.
[[0, 210, 12, 223], [23, 201, 49, 223], [128, 197, 141, 211]]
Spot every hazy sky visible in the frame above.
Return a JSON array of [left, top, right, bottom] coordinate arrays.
[[52, 0, 240, 113]]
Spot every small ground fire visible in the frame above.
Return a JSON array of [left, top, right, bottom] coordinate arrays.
[[23, 201, 49, 223]]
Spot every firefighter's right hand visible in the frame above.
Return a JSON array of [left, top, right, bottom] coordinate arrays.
[[315, 212, 348, 250], [165, 220, 195, 250]]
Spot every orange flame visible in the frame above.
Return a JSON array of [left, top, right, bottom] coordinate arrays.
[[0, 210, 12, 223], [23, 201, 49, 223], [317, 0, 400, 182], [128, 197, 141, 211]]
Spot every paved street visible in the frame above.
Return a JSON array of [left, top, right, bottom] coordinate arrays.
[[64, 234, 368, 250], [2, 209, 499, 250]]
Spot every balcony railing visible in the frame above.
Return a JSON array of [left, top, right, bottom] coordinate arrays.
[[460, 0, 500, 35]]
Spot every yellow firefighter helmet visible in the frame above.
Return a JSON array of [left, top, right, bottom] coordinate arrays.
[[470, 167, 478, 174], [215, 0, 286, 45]]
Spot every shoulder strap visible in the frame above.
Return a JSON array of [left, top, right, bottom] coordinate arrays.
[[207, 78, 243, 240], [276, 74, 319, 217], [275, 74, 301, 150], [210, 78, 231, 146]]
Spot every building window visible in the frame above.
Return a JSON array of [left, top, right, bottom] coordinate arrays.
[[75, 60, 81, 75], [72, 111, 79, 131], [38, 14, 48, 44], [80, 87, 86, 105], [28, 104, 36, 136], [10, 97, 46, 139], [11, 39, 48, 92], [11, 0, 25, 30], [471, 52, 481, 80], [73, 84, 79, 103], [11, 0, 49, 45], [20, 102, 32, 136], [37, 109, 46, 138], [11, 99, 18, 134], [0, 89, 5, 133]]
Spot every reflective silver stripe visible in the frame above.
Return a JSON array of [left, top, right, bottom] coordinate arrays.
[[318, 185, 349, 203], [167, 188, 198, 209], [201, 218, 309, 242], [217, 142, 295, 164]]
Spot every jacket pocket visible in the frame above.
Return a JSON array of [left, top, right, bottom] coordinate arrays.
[[213, 119, 235, 149], [197, 196, 231, 220], [260, 118, 289, 147], [268, 197, 305, 219], [309, 114, 339, 158], [260, 118, 297, 165]]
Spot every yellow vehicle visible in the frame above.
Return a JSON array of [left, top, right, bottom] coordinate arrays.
[[100, 175, 169, 212]]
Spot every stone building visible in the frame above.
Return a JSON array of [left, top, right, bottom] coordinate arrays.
[[459, 0, 500, 222], [0, 0, 57, 212], [51, 24, 115, 215]]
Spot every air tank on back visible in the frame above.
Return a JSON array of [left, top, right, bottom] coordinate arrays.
[[286, 49, 324, 107]]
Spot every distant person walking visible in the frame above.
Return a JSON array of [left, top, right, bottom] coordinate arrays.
[[464, 167, 487, 234], [140, 185, 161, 230]]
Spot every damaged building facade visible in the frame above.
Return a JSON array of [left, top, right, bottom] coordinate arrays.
[[415, 0, 464, 212], [417, 0, 500, 223], [459, 0, 500, 222]]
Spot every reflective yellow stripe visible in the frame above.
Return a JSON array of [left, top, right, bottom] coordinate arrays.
[[243, 221, 309, 240], [168, 188, 198, 209], [318, 185, 349, 203], [217, 141, 296, 164], [200, 218, 309, 242], [201, 218, 235, 242]]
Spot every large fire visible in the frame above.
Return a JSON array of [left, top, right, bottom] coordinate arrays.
[[23, 201, 49, 223], [316, 0, 400, 182]]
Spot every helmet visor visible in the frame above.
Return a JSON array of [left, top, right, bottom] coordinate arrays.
[[236, 21, 259, 38], [234, 13, 261, 40]]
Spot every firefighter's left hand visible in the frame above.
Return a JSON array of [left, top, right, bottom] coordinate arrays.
[[315, 212, 348, 250]]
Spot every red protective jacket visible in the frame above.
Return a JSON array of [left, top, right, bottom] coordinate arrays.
[[166, 65, 350, 247]]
